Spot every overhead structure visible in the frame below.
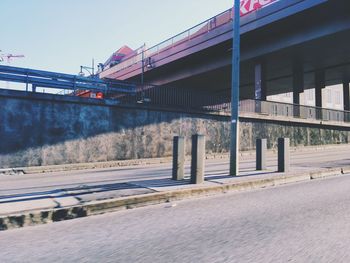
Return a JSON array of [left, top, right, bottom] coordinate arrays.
[[100, 0, 277, 80], [0, 65, 137, 96]]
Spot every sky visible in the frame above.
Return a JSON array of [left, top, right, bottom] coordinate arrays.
[[0, 0, 233, 75]]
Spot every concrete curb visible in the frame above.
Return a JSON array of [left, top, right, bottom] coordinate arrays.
[[1, 166, 349, 231], [0, 167, 350, 230]]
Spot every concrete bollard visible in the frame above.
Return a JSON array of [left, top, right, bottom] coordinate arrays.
[[172, 136, 185, 181], [256, 138, 267, 170], [191, 134, 205, 184], [278, 138, 290, 172]]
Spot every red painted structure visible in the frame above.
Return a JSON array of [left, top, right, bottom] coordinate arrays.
[[76, 90, 104, 99], [240, 0, 276, 15]]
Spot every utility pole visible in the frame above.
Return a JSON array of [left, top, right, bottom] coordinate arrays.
[[141, 43, 146, 102], [141, 44, 145, 85], [230, 0, 241, 176]]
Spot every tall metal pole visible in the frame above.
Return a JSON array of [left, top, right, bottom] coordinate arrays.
[[92, 58, 95, 76], [141, 50, 144, 85], [230, 0, 240, 176], [141, 43, 146, 85], [141, 44, 145, 101]]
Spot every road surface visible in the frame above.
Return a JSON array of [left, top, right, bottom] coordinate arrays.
[[1, 173, 350, 262], [1, 145, 349, 197]]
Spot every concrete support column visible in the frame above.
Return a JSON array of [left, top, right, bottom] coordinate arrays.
[[315, 70, 325, 119], [172, 136, 185, 181], [256, 138, 267, 170], [191, 134, 205, 184], [293, 62, 304, 117], [343, 81, 350, 111], [278, 138, 290, 173], [254, 63, 266, 101]]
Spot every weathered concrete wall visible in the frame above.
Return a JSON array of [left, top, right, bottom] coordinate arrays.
[[0, 89, 349, 168]]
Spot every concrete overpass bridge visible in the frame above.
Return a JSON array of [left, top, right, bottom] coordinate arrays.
[[100, 0, 350, 111]]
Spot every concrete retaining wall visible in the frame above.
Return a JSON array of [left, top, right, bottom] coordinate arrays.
[[0, 89, 349, 168]]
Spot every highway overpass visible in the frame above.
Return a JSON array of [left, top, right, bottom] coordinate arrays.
[[100, 0, 350, 111]]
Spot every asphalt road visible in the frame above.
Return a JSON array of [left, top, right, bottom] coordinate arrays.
[[1, 145, 349, 197], [1, 174, 350, 262]]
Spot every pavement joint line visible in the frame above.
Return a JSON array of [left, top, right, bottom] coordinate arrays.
[[1, 165, 349, 231]]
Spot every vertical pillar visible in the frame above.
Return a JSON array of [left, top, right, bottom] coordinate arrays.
[[315, 70, 325, 119], [254, 63, 266, 101], [191, 135, 205, 184], [255, 63, 267, 114], [293, 62, 304, 117], [172, 136, 185, 181], [343, 81, 350, 111], [256, 138, 267, 170], [278, 138, 290, 173]]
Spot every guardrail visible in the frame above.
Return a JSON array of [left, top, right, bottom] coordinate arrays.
[[240, 99, 350, 123]]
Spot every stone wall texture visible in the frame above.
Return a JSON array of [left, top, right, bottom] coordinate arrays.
[[0, 91, 349, 168]]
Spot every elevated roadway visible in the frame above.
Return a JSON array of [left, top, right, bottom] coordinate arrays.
[[100, 0, 350, 106]]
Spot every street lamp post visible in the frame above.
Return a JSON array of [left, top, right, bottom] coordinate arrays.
[[140, 43, 146, 102], [230, 0, 241, 176], [79, 59, 95, 77], [141, 45, 145, 85]]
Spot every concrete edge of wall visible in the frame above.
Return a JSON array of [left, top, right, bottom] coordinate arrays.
[[2, 88, 348, 130], [0, 88, 230, 120], [240, 112, 350, 129]]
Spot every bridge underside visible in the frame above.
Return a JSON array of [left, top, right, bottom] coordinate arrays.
[[120, 0, 350, 109], [154, 28, 350, 98]]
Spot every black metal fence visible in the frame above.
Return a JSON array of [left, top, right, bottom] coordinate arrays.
[[240, 99, 350, 123], [1, 65, 349, 123], [105, 86, 350, 123], [108, 84, 231, 112]]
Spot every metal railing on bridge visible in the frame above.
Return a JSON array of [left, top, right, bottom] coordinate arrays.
[[102, 0, 287, 74], [105, 8, 234, 73], [240, 99, 350, 123]]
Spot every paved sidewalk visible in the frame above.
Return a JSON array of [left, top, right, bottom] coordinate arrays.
[[0, 144, 349, 230]]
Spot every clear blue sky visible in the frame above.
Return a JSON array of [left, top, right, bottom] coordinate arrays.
[[1, 0, 232, 74]]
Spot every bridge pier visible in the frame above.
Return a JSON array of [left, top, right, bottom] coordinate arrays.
[[254, 63, 266, 101], [292, 62, 304, 117], [315, 70, 325, 119], [343, 80, 350, 111]]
